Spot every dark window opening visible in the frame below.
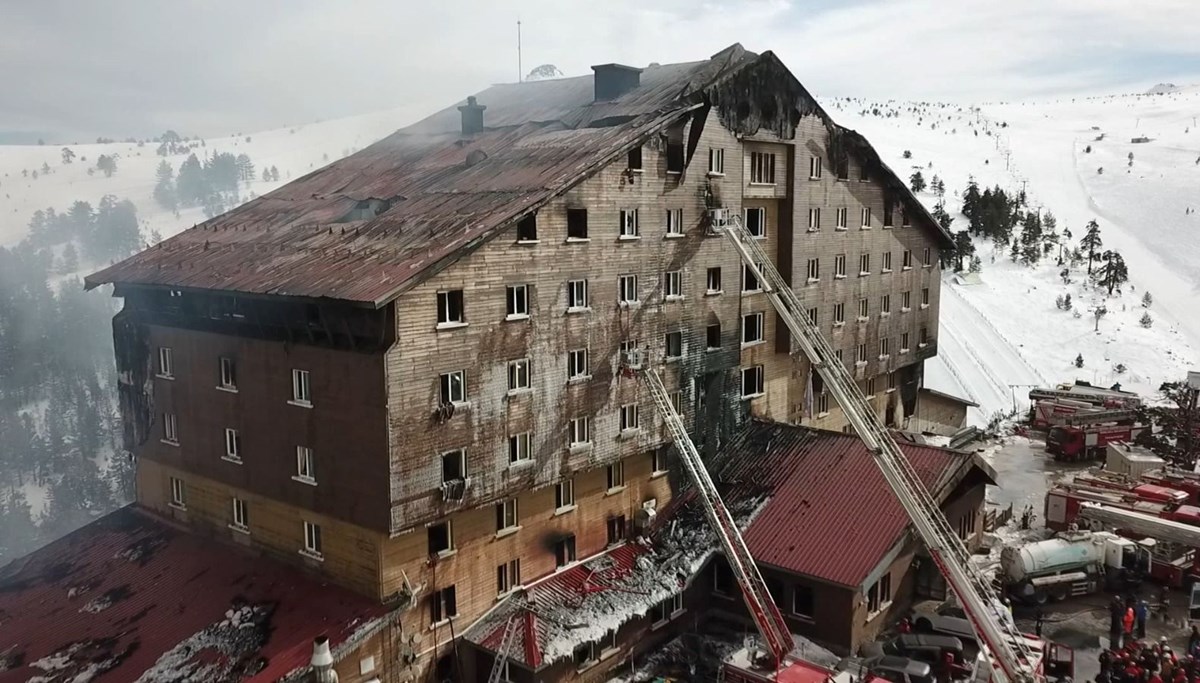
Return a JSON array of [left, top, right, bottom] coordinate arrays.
[[430, 585, 457, 623], [836, 158, 849, 180], [607, 515, 626, 545], [883, 201, 894, 227], [666, 143, 684, 174], [628, 146, 642, 171], [792, 584, 815, 617], [428, 522, 452, 555], [567, 208, 589, 239], [517, 214, 537, 241], [437, 290, 464, 325], [555, 535, 577, 567], [441, 450, 464, 482], [706, 324, 721, 349]]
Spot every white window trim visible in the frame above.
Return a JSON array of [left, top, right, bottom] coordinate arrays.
[[505, 284, 530, 321], [294, 446, 317, 486]]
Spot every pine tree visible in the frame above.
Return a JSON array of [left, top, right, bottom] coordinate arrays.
[[61, 147, 75, 164], [909, 170, 927, 193], [1140, 312, 1153, 328], [1142, 291, 1153, 308], [153, 160, 177, 211], [1063, 293, 1072, 310], [1096, 250, 1129, 295], [962, 178, 982, 233], [1075, 353, 1084, 368], [952, 230, 975, 271], [96, 154, 118, 178], [1009, 238, 1021, 262], [1080, 220, 1103, 274]]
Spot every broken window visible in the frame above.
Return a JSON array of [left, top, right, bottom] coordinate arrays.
[[218, 357, 236, 390], [569, 417, 591, 446], [508, 358, 530, 391], [292, 369, 311, 404], [607, 515, 626, 546], [506, 284, 529, 318], [883, 201, 894, 228], [517, 214, 537, 241], [619, 209, 640, 238], [706, 267, 722, 293], [303, 521, 322, 556], [157, 347, 173, 378], [436, 290, 465, 325], [497, 559, 521, 596], [706, 324, 721, 350], [573, 643, 596, 668], [836, 157, 850, 180], [224, 428, 241, 462], [741, 366, 764, 398], [665, 208, 684, 236], [809, 155, 822, 180], [555, 479, 575, 509], [430, 585, 457, 624], [742, 313, 764, 345], [555, 534, 577, 568], [713, 559, 733, 595], [619, 404, 639, 431], [606, 461, 625, 490], [808, 208, 821, 231], [567, 349, 589, 379], [567, 279, 589, 310], [567, 208, 589, 239], [508, 432, 531, 464], [618, 274, 638, 304], [859, 165, 870, 182], [441, 449, 465, 483], [709, 148, 725, 174], [428, 521, 453, 555], [627, 146, 642, 171], [666, 142, 684, 174], [169, 476, 186, 508], [744, 207, 766, 238], [902, 208, 912, 227], [663, 271, 682, 299], [653, 593, 684, 623], [792, 585, 815, 618], [439, 370, 466, 405], [163, 412, 178, 444], [496, 499, 518, 532], [749, 152, 776, 184], [741, 263, 762, 293], [664, 331, 683, 359]]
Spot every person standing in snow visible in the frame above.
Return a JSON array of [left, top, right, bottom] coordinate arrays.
[[1137, 599, 1149, 640], [1124, 604, 1136, 645]]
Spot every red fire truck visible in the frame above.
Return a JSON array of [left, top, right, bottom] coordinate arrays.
[[1046, 485, 1200, 532], [1070, 471, 1189, 505], [1045, 424, 1146, 461], [1141, 469, 1200, 506]]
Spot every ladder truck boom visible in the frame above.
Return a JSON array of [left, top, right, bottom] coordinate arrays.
[[634, 364, 793, 667], [1078, 503, 1200, 547], [716, 215, 1038, 683]]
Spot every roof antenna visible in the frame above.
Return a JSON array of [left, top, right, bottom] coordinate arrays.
[[517, 19, 522, 83]]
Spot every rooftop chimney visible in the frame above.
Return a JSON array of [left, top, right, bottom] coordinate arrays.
[[457, 96, 486, 135], [591, 63, 643, 102], [310, 636, 338, 683]]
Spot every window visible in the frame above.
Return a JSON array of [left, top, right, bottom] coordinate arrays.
[[958, 508, 978, 540], [619, 339, 642, 369], [670, 390, 684, 416], [555, 479, 575, 509], [667, 142, 684, 173], [750, 152, 776, 184], [859, 253, 871, 275], [881, 294, 891, 315], [809, 155, 822, 179], [439, 370, 466, 405], [706, 267, 722, 294], [833, 303, 845, 325], [555, 535, 578, 567], [859, 165, 870, 182], [741, 263, 762, 293], [835, 207, 848, 230], [620, 404, 640, 431], [857, 343, 868, 364], [920, 327, 930, 345], [713, 560, 733, 596], [807, 307, 818, 325], [663, 271, 682, 299], [517, 213, 537, 241], [902, 208, 912, 227], [428, 521, 453, 556], [888, 371, 898, 392], [507, 359, 530, 392], [861, 207, 872, 228], [924, 248, 933, 266], [834, 254, 846, 278], [651, 448, 667, 474], [497, 559, 521, 596], [653, 593, 685, 624], [567, 349, 589, 380], [607, 515, 626, 545], [440, 448, 464, 483], [741, 366, 764, 397], [807, 208, 821, 232], [506, 284, 529, 318], [706, 324, 721, 350], [806, 258, 820, 282], [567, 208, 589, 239], [508, 433, 532, 464], [606, 461, 625, 490], [744, 207, 766, 238], [742, 312, 765, 345], [567, 279, 589, 310], [664, 331, 683, 359], [858, 298, 869, 320], [232, 497, 248, 530], [835, 349, 843, 366], [431, 585, 457, 624], [817, 392, 830, 414], [303, 521, 322, 557], [902, 250, 913, 269], [709, 148, 725, 174], [218, 357, 236, 390], [618, 274, 639, 305], [157, 347, 173, 378], [292, 369, 311, 404], [792, 584, 815, 618], [665, 208, 684, 236], [882, 252, 892, 272], [224, 428, 241, 462], [627, 146, 642, 171], [901, 332, 911, 352], [162, 413, 178, 444], [569, 417, 591, 447], [902, 291, 912, 310], [922, 288, 930, 307], [883, 202, 894, 228], [867, 377, 877, 395], [169, 476, 185, 508], [619, 209, 640, 238], [880, 338, 890, 358], [836, 158, 850, 180], [867, 573, 892, 613], [437, 290, 465, 325]]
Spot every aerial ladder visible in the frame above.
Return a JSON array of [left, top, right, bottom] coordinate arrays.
[[1062, 409, 1138, 427], [710, 212, 1041, 683], [1078, 503, 1200, 546]]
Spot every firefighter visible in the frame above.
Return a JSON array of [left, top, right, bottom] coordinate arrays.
[[1137, 599, 1150, 640], [1124, 604, 1137, 645]]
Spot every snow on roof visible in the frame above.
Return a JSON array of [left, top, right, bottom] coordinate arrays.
[[0, 505, 395, 683]]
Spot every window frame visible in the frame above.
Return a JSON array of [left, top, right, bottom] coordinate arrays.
[[706, 267, 723, 294], [619, 403, 640, 432], [505, 284, 529, 320], [807, 207, 821, 232], [169, 476, 186, 508], [157, 347, 174, 378], [859, 253, 871, 276], [861, 206, 872, 229], [162, 412, 179, 444], [431, 585, 458, 624], [742, 312, 765, 346], [231, 497, 248, 531], [663, 270, 683, 300], [858, 298, 869, 320], [569, 416, 591, 448], [555, 478, 576, 510], [508, 358, 531, 393], [617, 274, 639, 305], [749, 151, 777, 185], [809, 155, 822, 180], [881, 294, 891, 315], [302, 520, 323, 558], [218, 356, 236, 390], [440, 448, 465, 483], [566, 208, 589, 240], [436, 289, 465, 326], [224, 427, 242, 463], [291, 368, 311, 405], [743, 207, 767, 238], [792, 584, 815, 619], [567, 278, 589, 311], [567, 349, 590, 380], [619, 209, 640, 239], [741, 263, 763, 294], [833, 303, 845, 326], [708, 148, 725, 175], [882, 251, 893, 272], [508, 432, 532, 465], [428, 520, 454, 556], [806, 257, 820, 282], [497, 558, 522, 596], [835, 207, 848, 231], [606, 461, 625, 492], [741, 365, 765, 398], [834, 254, 847, 279], [664, 330, 683, 359], [665, 208, 684, 236], [439, 370, 467, 405]]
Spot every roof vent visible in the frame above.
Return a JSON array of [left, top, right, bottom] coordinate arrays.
[[457, 96, 486, 135], [591, 63, 643, 102]]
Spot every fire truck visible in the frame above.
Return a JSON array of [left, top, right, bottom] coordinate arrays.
[[1069, 471, 1189, 505], [1078, 503, 1200, 589], [1029, 383, 1142, 409], [1045, 423, 1145, 461], [1043, 485, 1200, 532], [1141, 469, 1200, 506]]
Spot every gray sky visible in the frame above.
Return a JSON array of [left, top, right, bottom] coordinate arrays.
[[4, 0, 1200, 142]]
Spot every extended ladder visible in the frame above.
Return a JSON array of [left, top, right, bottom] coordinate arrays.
[[486, 617, 520, 683], [1062, 409, 1137, 426], [717, 214, 1038, 683], [636, 364, 793, 668]]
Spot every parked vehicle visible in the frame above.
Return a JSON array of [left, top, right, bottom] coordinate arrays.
[[1071, 472, 1189, 505], [838, 655, 935, 683], [1000, 529, 1148, 604], [862, 634, 966, 666], [1045, 485, 1200, 532], [912, 613, 977, 649], [1046, 424, 1145, 461]]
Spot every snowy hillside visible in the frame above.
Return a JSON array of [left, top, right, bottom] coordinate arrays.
[[827, 88, 1200, 423]]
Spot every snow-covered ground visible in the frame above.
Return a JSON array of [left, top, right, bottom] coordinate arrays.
[[829, 91, 1200, 422]]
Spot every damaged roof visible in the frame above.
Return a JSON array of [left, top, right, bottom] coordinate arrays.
[[0, 505, 393, 683], [86, 44, 950, 306], [726, 420, 987, 588]]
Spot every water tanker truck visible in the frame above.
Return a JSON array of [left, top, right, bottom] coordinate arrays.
[[1000, 530, 1148, 604]]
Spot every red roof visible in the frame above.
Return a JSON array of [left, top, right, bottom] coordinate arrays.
[[0, 506, 392, 682], [725, 421, 973, 588]]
